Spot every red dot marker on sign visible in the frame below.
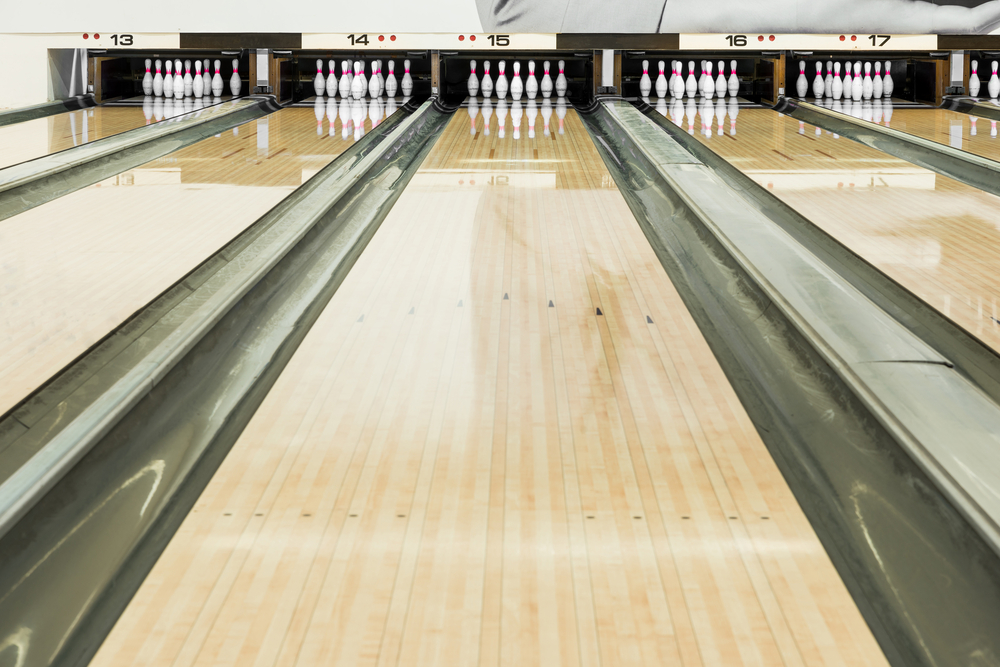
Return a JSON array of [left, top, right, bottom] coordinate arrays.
[[851, 35, 857, 41], [768, 35, 775, 41], [94, 33, 100, 39], [839, 35, 846, 41], [378, 35, 384, 41], [83, 33, 89, 39], [390, 35, 396, 41], [757, 35, 764, 42], [470, 35, 476, 41], [459, 35, 465, 41]]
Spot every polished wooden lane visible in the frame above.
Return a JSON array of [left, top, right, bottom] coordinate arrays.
[[0, 106, 152, 170], [826, 101, 1000, 163], [0, 105, 394, 417], [680, 105, 1000, 355], [91, 105, 889, 667]]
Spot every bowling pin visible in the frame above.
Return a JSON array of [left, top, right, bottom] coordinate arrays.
[[326, 60, 337, 97], [851, 62, 862, 101], [526, 60, 538, 100], [655, 61, 668, 98], [468, 60, 480, 98], [668, 61, 677, 96], [193, 60, 204, 98], [698, 61, 706, 96], [640, 59, 652, 97], [989, 61, 1000, 99], [685, 61, 697, 97], [230, 59, 241, 96], [202, 59, 212, 97], [496, 60, 509, 99], [971, 60, 981, 97], [796, 61, 808, 98], [728, 60, 739, 97], [386, 61, 398, 98], [540, 61, 553, 98], [883, 61, 893, 98], [314, 59, 326, 97], [672, 62, 685, 98], [401, 59, 413, 97], [152, 59, 163, 96], [356, 61, 367, 99], [377, 61, 385, 95], [862, 62, 873, 99], [369, 62, 382, 98], [339, 61, 352, 98], [843, 63, 853, 100], [212, 60, 224, 97], [511, 61, 524, 101], [704, 61, 715, 98], [555, 60, 567, 97], [873, 62, 883, 98], [812, 62, 824, 98], [481, 61, 493, 98], [824, 62, 833, 96], [142, 59, 154, 95], [183, 60, 193, 96], [173, 60, 184, 100], [715, 61, 726, 98], [351, 61, 365, 100], [831, 62, 843, 99]]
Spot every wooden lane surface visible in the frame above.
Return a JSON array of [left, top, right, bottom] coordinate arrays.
[[854, 105, 1000, 163], [0, 106, 395, 417], [0, 106, 152, 171], [91, 107, 889, 667], [681, 106, 1000, 355]]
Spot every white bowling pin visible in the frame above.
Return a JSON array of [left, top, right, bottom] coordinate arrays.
[[656, 61, 668, 98], [873, 62, 883, 98], [142, 59, 153, 95], [401, 59, 413, 97], [152, 59, 163, 96], [173, 60, 184, 100], [715, 61, 726, 98], [883, 61, 894, 98], [831, 62, 843, 99], [202, 59, 212, 97], [496, 60, 509, 98], [555, 60, 567, 97], [481, 61, 493, 98], [989, 61, 1000, 99], [377, 61, 385, 95], [314, 59, 326, 97], [698, 60, 706, 95], [326, 60, 337, 97], [971, 60, 981, 97], [163, 61, 173, 98], [640, 59, 652, 97], [796, 61, 808, 98], [468, 60, 480, 98], [728, 60, 739, 97], [339, 61, 352, 98], [193, 61, 204, 98], [685, 61, 697, 96], [183, 60, 193, 96], [824, 62, 833, 96], [351, 61, 365, 100], [230, 59, 241, 96], [386, 61, 398, 98], [540, 61, 553, 98], [862, 62, 873, 99], [526, 60, 538, 100], [369, 62, 381, 98], [212, 60, 224, 97], [511, 61, 524, 101], [703, 61, 715, 98], [843, 63, 853, 100], [672, 62, 685, 98], [668, 61, 677, 96], [812, 62, 824, 98], [356, 61, 367, 98], [852, 62, 862, 101]]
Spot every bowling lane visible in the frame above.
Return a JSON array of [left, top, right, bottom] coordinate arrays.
[[679, 105, 1000, 353], [0, 105, 157, 170], [92, 104, 888, 667], [0, 101, 399, 417], [824, 101, 1000, 163]]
